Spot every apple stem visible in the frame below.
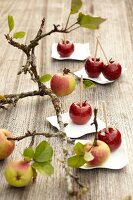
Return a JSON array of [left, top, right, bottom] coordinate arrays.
[[102, 101, 108, 132], [65, 13, 71, 29], [94, 38, 99, 62], [80, 75, 83, 107], [97, 37, 109, 64], [63, 68, 70, 75]]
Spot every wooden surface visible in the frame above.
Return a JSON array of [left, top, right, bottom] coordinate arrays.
[[0, 0, 133, 199]]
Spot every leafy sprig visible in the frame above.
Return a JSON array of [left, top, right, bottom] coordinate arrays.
[[8, 15, 26, 39], [65, 0, 106, 32], [22, 141, 54, 176]]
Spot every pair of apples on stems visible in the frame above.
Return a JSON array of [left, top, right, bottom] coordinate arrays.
[[85, 37, 122, 81], [56, 36, 122, 81]]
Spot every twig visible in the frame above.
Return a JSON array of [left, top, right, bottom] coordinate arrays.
[[91, 108, 98, 146], [65, 13, 71, 29], [4, 17, 88, 199], [69, 173, 88, 190], [67, 22, 78, 30], [7, 130, 66, 141]]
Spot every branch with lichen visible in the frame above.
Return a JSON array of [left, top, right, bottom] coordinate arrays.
[[1, 7, 106, 197], [4, 17, 88, 199]]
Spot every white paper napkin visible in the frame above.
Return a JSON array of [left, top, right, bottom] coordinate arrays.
[[74, 67, 127, 84], [75, 140, 128, 169], [51, 43, 90, 61], [47, 112, 105, 138]]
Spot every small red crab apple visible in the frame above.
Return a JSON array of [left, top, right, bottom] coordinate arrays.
[[69, 75, 92, 125], [57, 40, 74, 57], [50, 68, 76, 96], [98, 127, 122, 151], [102, 59, 122, 81], [0, 129, 15, 160], [85, 37, 104, 78], [97, 101, 122, 151], [84, 140, 110, 167], [69, 101, 92, 125], [85, 57, 104, 78], [4, 160, 33, 187]]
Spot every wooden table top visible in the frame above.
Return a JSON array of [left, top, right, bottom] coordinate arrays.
[[0, 0, 133, 200]]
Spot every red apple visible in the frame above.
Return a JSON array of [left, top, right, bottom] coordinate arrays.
[[50, 71, 76, 96], [102, 59, 122, 81], [84, 140, 110, 167], [57, 40, 74, 57], [4, 160, 33, 187], [85, 57, 104, 78], [0, 129, 15, 160], [69, 101, 92, 125], [98, 127, 122, 151]]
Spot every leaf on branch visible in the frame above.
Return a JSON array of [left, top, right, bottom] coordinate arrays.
[[74, 142, 84, 155], [84, 152, 94, 162], [0, 95, 6, 100], [122, 195, 132, 200], [77, 12, 106, 29], [33, 141, 53, 163], [67, 155, 86, 168], [83, 79, 96, 89], [13, 32, 26, 39], [70, 0, 82, 14], [8, 15, 14, 33], [39, 74, 52, 83], [22, 147, 34, 161], [32, 162, 54, 176]]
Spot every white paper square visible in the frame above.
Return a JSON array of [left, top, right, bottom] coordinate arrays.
[[47, 112, 105, 138], [51, 43, 90, 61], [75, 140, 128, 170], [74, 67, 127, 84]]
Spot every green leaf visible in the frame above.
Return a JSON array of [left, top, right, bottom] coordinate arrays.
[[22, 147, 34, 161], [39, 74, 52, 83], [0, 95, 6, 101], [67, 155, 86, 168], [83, 79, 96, 89], [8, 15, 14, 33], [84, 152, 94, 162], [77, 12, 106, 29], [34, 141, 53, 163], [70, 0, 82, 14], [32, 162, 54, 176], [122, 195, 132, 200], [74, 142, 84, 155], [13, 32, 26, 39]]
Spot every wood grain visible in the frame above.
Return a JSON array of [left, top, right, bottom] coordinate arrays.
[[0, 0, 133, 199]]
